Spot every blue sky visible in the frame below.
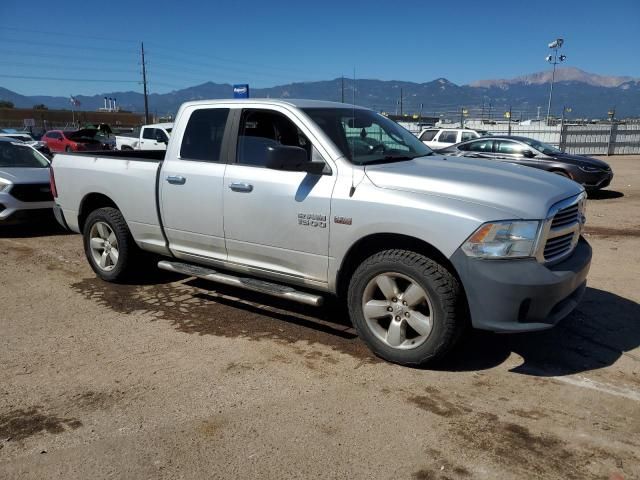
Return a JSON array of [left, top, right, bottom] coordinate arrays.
[[1, 0, 639, 96]]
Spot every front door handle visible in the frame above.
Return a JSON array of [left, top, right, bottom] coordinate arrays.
[[229, 182, 253, 193], [166, 175, 186, 185]]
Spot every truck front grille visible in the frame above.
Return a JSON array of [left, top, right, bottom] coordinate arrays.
[[10, 183, 53, 202], [544, 233, 574, 260], [550, 204, 579, 229], [541, 195, 586, 263]]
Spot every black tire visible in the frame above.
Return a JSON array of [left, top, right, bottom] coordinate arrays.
[[347, 249, 463, 366], [83, 207, 136, 282], [65, 146, 72, 152]]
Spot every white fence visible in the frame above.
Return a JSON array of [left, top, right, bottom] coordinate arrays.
[[409, 122, 640, 155]]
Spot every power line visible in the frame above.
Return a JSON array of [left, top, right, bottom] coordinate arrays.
[[0, 25, 139, 44], [0, 74, 139, 84], [3, 61, 138, 75], [0, 37, 138, 55], [145, 42, 317, 77], [0, 49, 138, 64]]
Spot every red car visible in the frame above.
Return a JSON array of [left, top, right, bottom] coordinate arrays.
[[42, 129, 113, 153]]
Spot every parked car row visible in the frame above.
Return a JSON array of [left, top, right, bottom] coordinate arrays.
[[426, 133, 613, 191], [41, 128, 115, 153]]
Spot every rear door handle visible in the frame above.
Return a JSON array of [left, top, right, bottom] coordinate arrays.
[[229, 182, 253, 193], [166, 175, 186, 185]]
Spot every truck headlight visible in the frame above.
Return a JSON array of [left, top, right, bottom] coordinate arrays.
[[461, 221, 540, 258], [0, 178, 11, 192]]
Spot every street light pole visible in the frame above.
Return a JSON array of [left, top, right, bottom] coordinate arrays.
[[545, 38, 566, 125]]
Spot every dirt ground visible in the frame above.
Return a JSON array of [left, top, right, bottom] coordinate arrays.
[[1, 156, 639, 480]]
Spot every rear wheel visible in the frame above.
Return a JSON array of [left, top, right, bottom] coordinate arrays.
[[83, 207, 136, 282], [348, 249, 463, 366]]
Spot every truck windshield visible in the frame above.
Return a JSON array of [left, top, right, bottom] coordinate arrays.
[[303, 108, 432, 165]]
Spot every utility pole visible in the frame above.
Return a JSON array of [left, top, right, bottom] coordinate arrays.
[[341, 76, 344, 103], [141, 42, 150, 124], [400, 88, 403, 116], [545, 38, 566, 125], [507, 105, 512, 135], [419, 103, 423, 122]]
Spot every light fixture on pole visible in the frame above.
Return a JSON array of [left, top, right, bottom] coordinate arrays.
[[545, 38, 566, 124]]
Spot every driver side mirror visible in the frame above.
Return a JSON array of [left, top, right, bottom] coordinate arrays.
[[522, 149, 536, 158], [155, 132, 168, 144], [265, 145, 324, 174]]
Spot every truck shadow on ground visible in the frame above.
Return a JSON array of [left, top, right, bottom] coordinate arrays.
[[0, 217, 73, 238], [587, 189, 624, 200], [435, 287, 640, 376], [71, 275, 638, 374]]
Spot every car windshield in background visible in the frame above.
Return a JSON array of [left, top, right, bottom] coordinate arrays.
[[303, 108, 432, 165], [519, 138, 560, 155], [0, 142, 49, 168]]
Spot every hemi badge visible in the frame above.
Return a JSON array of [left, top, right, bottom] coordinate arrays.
[[334, 216, 352, 225]]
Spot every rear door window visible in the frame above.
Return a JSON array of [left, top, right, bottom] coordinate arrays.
[[461, 131, 477, 142], [459, 139, 494, 152], [437, 130, 458, 143], [180, 108, 230, 162], [495, 140, 526, 155], [142, 128, 156, 140], [419, 130, 438, 141]]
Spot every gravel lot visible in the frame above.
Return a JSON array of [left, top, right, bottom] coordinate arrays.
[[1, 156, 639, 480]]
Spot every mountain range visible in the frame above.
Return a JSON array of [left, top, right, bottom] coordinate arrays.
[[1, 67, 639, 119]]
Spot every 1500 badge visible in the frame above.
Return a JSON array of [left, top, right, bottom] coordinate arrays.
[[298, 213, 327, 228]]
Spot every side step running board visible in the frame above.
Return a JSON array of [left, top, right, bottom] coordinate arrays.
[[157, 260, 324, 307]]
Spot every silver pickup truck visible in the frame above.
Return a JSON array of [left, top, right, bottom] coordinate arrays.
[[51, 99, 591, 366]]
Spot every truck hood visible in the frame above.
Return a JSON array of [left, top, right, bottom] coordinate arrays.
[[364, 155, 584, 219], [0, 167, 51, 184]]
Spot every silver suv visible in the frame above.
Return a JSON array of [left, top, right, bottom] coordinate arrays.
[[418, 128, 488, 150]]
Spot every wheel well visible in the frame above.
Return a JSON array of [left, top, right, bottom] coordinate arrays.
[[550, 168, 571, 178], [78, 193, 119, 231], [336, 233, 458, 298]]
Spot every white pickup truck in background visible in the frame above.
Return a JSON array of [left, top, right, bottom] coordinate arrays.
[[115, 122, 173, 151]]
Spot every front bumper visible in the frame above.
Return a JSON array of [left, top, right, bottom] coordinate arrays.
[[0, 191, 54, 223], [52, 203, 70, 230], [450, 237, 592, 332], [578, 169, 613, 190]]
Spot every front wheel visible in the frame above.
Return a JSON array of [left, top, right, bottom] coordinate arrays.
[[348, 249, 464, 366], [83, 207, 136, 282]]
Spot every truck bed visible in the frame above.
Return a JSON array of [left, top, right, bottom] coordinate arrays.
[[52, 150, 169, 254]]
